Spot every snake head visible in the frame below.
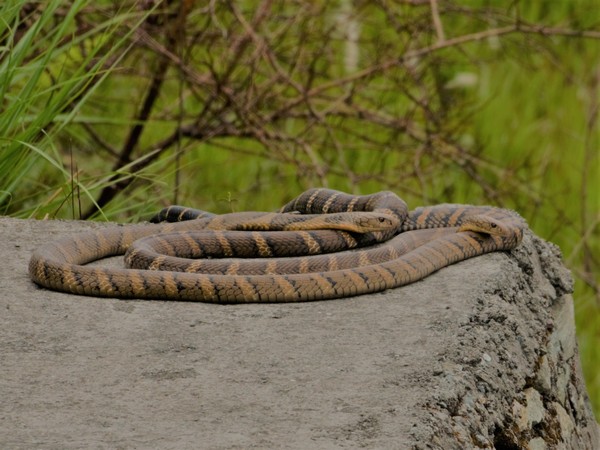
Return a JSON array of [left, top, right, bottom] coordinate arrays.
[[351, 213, 401, 232], [457, 215, 508, 237], [323, 212, 400, 233]]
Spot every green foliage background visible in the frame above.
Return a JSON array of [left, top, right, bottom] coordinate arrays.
[[1, 0, 598, 415]]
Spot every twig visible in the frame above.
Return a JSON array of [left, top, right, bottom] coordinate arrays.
[[274, 24, 600, 116], [429, 0, 445, 43]]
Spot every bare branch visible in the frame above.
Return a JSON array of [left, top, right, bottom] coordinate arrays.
[[429, 0, 445, 42]]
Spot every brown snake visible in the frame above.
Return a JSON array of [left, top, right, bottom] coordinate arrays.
[[28, 189, 525, 302]]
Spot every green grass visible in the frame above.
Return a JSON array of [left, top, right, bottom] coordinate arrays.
[[2, 0, 599, 416], [0, 1, 154, 218]]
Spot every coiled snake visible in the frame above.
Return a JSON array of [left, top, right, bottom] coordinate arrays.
[[28, 189, 525, 302]]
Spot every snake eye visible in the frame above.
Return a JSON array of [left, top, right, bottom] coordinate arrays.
[[378, 217, 386, 223], [490, 223, 497, 228]]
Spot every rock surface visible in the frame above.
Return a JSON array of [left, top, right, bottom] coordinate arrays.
[[0, 217, 598, 449]]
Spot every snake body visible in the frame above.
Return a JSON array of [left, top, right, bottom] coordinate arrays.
[[28, 189, 525, 303]]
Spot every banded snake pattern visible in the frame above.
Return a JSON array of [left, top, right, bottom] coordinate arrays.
[[28, 189, 525, 302]]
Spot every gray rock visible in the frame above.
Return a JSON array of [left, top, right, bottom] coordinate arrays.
[[1, 217, 598, 449]]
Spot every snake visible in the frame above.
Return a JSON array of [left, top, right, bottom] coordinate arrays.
[[28, 188, 525, 303]]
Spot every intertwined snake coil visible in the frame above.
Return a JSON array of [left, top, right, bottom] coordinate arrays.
[[28, 188, 525, 303]]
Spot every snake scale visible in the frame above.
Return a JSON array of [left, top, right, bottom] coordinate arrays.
[[28, 188, 525, 303]]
